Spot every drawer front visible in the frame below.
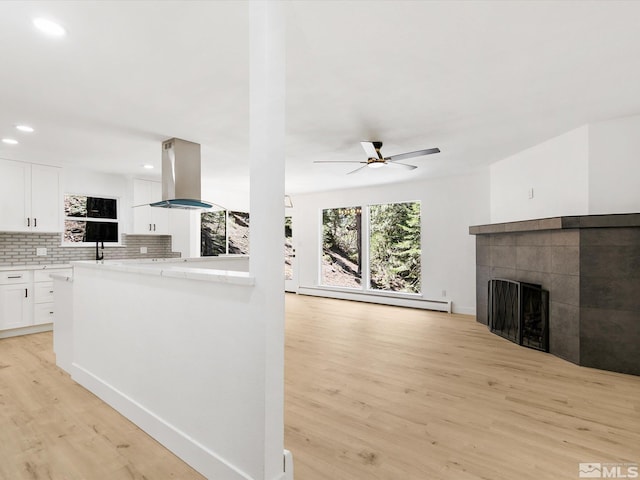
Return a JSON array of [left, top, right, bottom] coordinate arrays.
[[34, 268, 72, 282], [35, 282, 55, 304], [34, 303, 55, 325], [0, 270, 31, 285]]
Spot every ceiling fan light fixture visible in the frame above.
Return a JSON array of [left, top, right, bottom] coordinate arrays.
[[367, 162, 385, 169]]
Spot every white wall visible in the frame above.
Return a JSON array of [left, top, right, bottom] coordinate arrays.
[[588, 114, 640, 214], [62, 168, 134, 233], [291, 170, 490, 315], [489, 126, 589, 223]]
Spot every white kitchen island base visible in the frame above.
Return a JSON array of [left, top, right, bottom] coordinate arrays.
[[56, 258, 292, 480]]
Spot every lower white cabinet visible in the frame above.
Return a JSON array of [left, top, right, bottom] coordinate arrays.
[[0, 279, 33, 330], [0, 267, 72, 334]]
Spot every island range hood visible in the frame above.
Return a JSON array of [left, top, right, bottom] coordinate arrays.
[[150, 138, 213, 210]]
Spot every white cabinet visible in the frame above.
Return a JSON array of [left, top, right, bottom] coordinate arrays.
[[133, 179, 168, 234], [33, 269, 70, 325], [0, 159, 61, 232], [0, 267, 71, 334], [0, 271, 33, 330]]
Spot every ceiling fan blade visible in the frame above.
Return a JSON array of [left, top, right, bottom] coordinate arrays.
[[385, 162, 417, 171], [313, 161, 367, 164], [360, 141, 383, 159], [386, 147, 440, 163], [346, 164, 369, 175]]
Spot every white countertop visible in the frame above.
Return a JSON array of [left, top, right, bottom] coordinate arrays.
[[0, 264, 72, 272], [72, 258, 254, 286]]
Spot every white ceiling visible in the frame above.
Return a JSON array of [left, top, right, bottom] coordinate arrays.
[[1, 1, 640, 210]]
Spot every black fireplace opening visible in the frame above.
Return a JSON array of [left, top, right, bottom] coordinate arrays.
[[488, 279, 549, 352]]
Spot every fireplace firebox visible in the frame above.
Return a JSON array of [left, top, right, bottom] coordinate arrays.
[[488, 279, 549, 352]]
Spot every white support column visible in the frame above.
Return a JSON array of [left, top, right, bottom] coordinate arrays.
[[249, 1, 288, 479]]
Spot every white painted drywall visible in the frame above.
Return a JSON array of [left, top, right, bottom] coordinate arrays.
[[489, 126, 589, 223], [291, 170, 490, 315], [588, 114, 640, 214]]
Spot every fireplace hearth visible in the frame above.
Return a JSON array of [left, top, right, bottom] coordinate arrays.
[[488, 279, 549, 352]]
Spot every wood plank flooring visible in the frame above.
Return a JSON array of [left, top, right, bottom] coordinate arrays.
[[0, 331, 205, 480], [284, 294, 640, 480], [1, 294, 639, 479]]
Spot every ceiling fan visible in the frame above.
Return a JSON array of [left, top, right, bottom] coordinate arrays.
[[314, 141, 440, 175]]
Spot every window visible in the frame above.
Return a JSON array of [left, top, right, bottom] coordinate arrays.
[[321, 201, 421, 294], [64, 194, 119, 244], [201, 210, 227, 256], [228, 211, 250, 254], [200, 210, 250, 256], [369, 201, 421, 293], [321, 206, 362, 288]]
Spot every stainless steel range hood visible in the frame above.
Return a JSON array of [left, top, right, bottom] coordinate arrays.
[[150, 138, 213, 210]]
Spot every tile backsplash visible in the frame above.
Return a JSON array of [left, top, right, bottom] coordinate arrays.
[[0, 233, 180, 266]]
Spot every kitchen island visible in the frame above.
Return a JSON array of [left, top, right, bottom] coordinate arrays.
[[54, 256, 290, 480]]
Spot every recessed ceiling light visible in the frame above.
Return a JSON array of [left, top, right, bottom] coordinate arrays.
[[33, 18, 66, 37], [16, 125, 34, 133], [2, 138, 19, 145], [143, 164, 154, 169]]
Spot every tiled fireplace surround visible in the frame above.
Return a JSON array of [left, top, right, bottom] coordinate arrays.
[[470, 214, 640, 376]]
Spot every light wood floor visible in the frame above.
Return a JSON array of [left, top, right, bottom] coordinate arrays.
[[1, 295, 639, 479], [285, 294, 640, 480]]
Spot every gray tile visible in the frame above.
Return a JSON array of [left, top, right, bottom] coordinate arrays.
[[580, 227, 640, 246], [516, 245, 551, 273], [490, 234, 516, 246], [581, 277, 640, 311], [549, 301, 580, 364], [580, 307, 640, 376], [476, 244, 491, 266], [491, 245, 516, 268], [491, 267, 517, 281], [516, 231, 552, 246], [581, 246, 640, 278], [561, 216, 581, 228], [551, 246, 580, 275], [551, 230, 580, 246], [514, 270, 550, 289], [550, 273, 579, 306], [538, 217, 563, 230], [579, 213, 640, 228], [505, 220, 540, 232], [475, 235, 490, 246]]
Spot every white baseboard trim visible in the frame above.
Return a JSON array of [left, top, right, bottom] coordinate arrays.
[[71, 363, 254, 480], [298, 286, 451, 313], [0, 323, 52, 339]]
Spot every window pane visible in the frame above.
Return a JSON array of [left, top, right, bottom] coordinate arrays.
[[201, 211, 227, 256], [64, 220, 86, 243], [86, 197, 117, 219], [369, 202, 421, 293], [228, 211, 250, 254], [84, 221, 119, 242], [285, 216, 293, 280], [321, 207, 362, 288], [64, 195, 87, 217]]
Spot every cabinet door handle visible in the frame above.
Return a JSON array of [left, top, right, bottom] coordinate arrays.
[[25, 288, 28, 298], [49, 290, 54, 294], [34, 218, 37, 227], [153, 223, 156, 231], [27, 218, 30, 227], [8, 275, 22, 279], [149, 223, 152, 231]]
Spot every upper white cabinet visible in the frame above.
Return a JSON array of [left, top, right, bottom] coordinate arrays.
[[132, 178, 168, 234], [0, 159, 61, 232]]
